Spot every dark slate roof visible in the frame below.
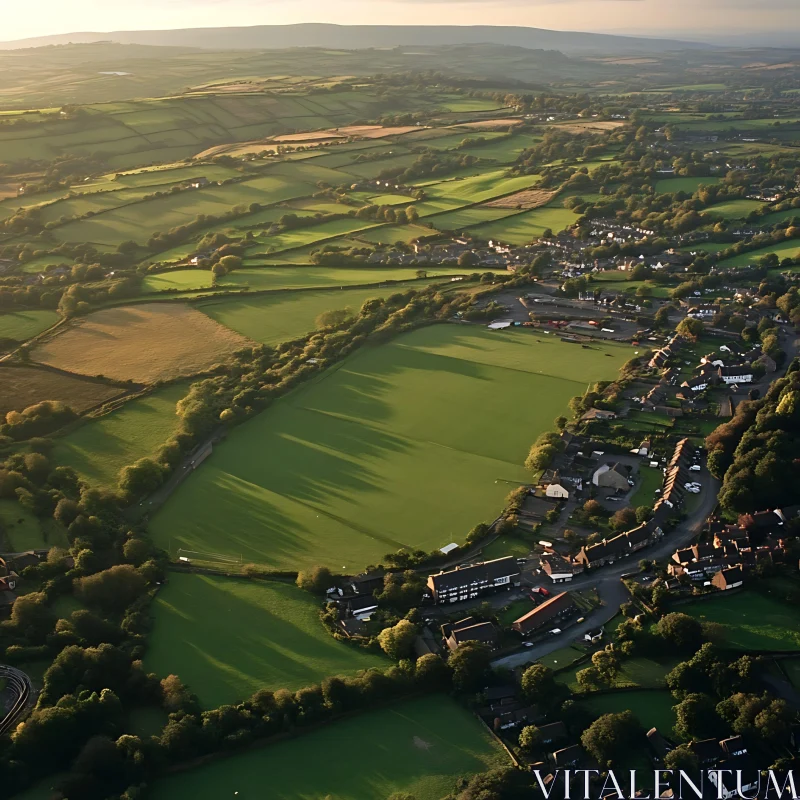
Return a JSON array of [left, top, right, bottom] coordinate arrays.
[[537, 721, 567, 743], [428, 557, 519, 593]]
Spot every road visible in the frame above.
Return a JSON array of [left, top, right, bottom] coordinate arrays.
[[492, 472, 720, 670], [0, 665, 33, 736]]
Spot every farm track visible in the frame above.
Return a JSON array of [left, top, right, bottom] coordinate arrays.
[[0, 665, 34, 736]]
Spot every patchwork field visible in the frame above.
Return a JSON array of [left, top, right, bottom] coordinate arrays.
[[30, 304, 252, 383], [717, 239, 800, 268], [705, 198, 765, 220], [0, 365, 125, 416], [682, 590, 800, 651], [654, 176, 721, 194], [0, 310, 60, 344], [468, 204, 579, 244], [51, 383, 188, 489], [149, 326, 631, 571], [142, 270, 216, 293], [148, 695, 508, 800], [145, 573, 387, 708]]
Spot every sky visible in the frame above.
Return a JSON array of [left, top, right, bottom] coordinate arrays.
[[5, 0, 799, 42]]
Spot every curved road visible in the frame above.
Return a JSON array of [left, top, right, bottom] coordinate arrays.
[[0, 666, 33, 736], [492, 474, 720, 670]]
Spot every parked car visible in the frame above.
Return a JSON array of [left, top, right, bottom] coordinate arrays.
[[690, 465, 701, 471]]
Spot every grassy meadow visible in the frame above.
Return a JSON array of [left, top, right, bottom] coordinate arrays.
[[717, 239, 800, 268], [0, 500, 69, 552], [51, 383, 188, 490], [0, 310, 60, 343], [148, 695, 508, 800], [145, 573, 387, 708], [149, 326, 631, 571]]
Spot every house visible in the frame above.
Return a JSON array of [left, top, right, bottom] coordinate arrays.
[[339, 618, 367, 638], [690, 738, 723, 766], [709, 755, 759, 800], [646, 727, 674, 764], [537, 721, 567, 745], [9, 552, 41, 571], [581, 408, 617, 422], [720, 735, 747, 758], [574, 535, 629, 568], [350, 570, 385, 596], [545, 481, 570, 500], [626, 521, 663, 552], [427, 557, 521, 604], [189, 176, 210, 188], [540, 553, 582, 583], [718, 365, 753, 385], [592, 463, 630, 492], [552, 744, 584, 767], [681, 375, 708, 393], [712, 566, 744, 591], [344, 595, 379, 619], [442, 618, 499, 651], [512, 591, 577, 636]]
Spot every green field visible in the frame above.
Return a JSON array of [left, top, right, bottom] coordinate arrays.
[[0, 499, 69, 552], [148, 695, 508, 800], [682, 590, 800, 651], [705, 199, 765, 220], [142, 270, 215, 293], [630, 466, 663, 507], [428, 169, 540, 203], [431, 206, 520, 231], [149, 326, 632, 571], [199, 286, 411, 345], [468, 204, 578, 244], [577, 689, 676, 734], [223, 266, 467, 290], [717, 239, 800, 268], [556, 655, 677, 693], [145, 573, 387, 708], [51, 383, 188, 489], [0, 310, 60, 343], [654, 176, 721, 195]]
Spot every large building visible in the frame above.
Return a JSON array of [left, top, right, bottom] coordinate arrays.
[[592, 463, 630, 492], [512, 591, 576, 636], [427, 557, 521, 604]]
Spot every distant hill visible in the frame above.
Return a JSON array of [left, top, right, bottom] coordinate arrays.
[[0, 23, 708, 55]]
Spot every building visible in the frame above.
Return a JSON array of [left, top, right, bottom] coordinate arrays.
[[592, 463, 630, 492], [537, 721, 567, 745], [681, 375, 709, 393], [349, 570, 385, 596], [646, 728, 674, 764], [581, 408, 617, 422], [441, 618, 499, 651], [540, 553, 582, 583], [574, 535, 628, 568], [718, 365, 754, 385], [545, 481, 570, 500], [712, 566, 744, 591], [512, 591, 576, 636], [553, 744, 584, 767], [427, 557, 520, 604]]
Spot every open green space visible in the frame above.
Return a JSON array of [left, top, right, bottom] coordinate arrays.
[[428, 169, 540, 204], [682, 590, 800, 651], [0, 310, 60, 343], [149, 326, 632, 571], [717, 239, 800, 268], [51, 383, 189, 490], [705, 199, 765, 220], [630, 466, 663, 507], [478, 535, 531, 562], [145, 573, 387, 708], [357, 223, 435, 245], [497, 598, 536, 627], [654, 176, 721, 195], [577, 689, 676, 734], [468, 203, 578, 244], [556, 655, 677, 693], [0, 499, 69, 552], [760, 208, 800, 227], [148, 694, 508, 800], [431, 206, 520, 231], [537, 645, 587, 671]]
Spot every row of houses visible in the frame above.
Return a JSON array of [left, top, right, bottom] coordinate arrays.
[[653, 438, 693, 516], [648, 333, 686, 370]]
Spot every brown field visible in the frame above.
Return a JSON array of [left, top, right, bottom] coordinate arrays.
[[550, 120, 626, 133], [485, 189, 558, 209], [30, 303, 253, 384], [272, 131, 344, 143], [0, 365, 126, 416], [455, 119, 523, 129], [335, 125, 423, 138]]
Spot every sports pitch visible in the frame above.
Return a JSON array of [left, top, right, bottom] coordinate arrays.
[[149, 325, 631, 571]]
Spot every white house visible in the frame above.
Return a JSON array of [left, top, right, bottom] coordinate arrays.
[[718, 366, 754, 385], [545, 482, 570, 500]]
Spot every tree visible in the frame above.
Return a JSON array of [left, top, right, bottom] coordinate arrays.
[[11, 591, 53, 635], [663, 744, 699, 772], [75, 565, 147, 613], [676, 317, 704, 340], [448, 641, 491, 693], [377, 619, 417, 660], [581, 711, 642, 766], [520, 663, 558, 705], [458, 251, 479, 268], [657, 612, 703, 652], [576, 666, 602, 690], [315, 308, 353, 328], [591, 648, 620, 683], [218, 254, 242, 273], [654, 305, 672, 327], [554, 416, 568, 431], [414, 653, 450, 691], [118, 458, 165, 500], [582, 498, 604, 517], [674, 693, 720, 740], [296, 565, 334, 595], [610, 506, 637, 531], [519, 725, 542, 751]]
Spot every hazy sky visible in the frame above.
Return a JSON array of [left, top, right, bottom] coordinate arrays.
[[6, 0, 799, 41]]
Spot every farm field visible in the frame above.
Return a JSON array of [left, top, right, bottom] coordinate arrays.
[[0, 365, 126, 416], [145, 573, 387, 708], [148, 695, 508, 800], [556, 655, 678, 693], [468, 204, 578, 244], [51, 383, 189, 490], [760, 207, 800, 226], [0, 500, 69, 552], [428, 169, 541, 204], [717, 239, 800, 268], [199, 286, 406, 345], [30, 303, 252, 383], [682, 590, 800, 651], [705, 198, 765, 220], [142, 270, 215, 293], [576, 689, 676, 734], [430, 206, 520, 231], [0, 310, 60, 343], [149, 326, 632, 571], [654, 176, 721, 194]]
